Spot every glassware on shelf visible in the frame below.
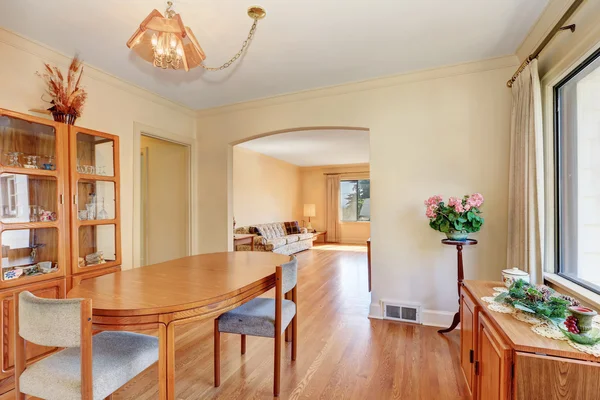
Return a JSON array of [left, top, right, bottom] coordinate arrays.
[[78, 210, 88, 220], [86, 203, 96, 220], [43, 155, 55, 170], [85, 165, 95, 175], [24, 155, 40, 169], [29, 205, 39, 222], [97, 166, 106, 176], [97, 197, 109, 220], [5, 152, 22, 168]]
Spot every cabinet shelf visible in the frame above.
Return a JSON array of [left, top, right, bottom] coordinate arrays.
[[77, 218, 117, 226], [0, 166, 58, 178], [77, 174, 116, 183], [1, 221, 59, 230]]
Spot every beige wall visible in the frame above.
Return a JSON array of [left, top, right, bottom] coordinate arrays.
[[0, 28, 196, 270], [196, 56, 517, 324], [233, 147, 302, 227], [141, 136, 190, 266], [300, 164, 370, 243]]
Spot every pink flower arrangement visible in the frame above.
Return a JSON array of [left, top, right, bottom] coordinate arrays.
[[424, 195, 443, 218], [424, 193, 485, 237]]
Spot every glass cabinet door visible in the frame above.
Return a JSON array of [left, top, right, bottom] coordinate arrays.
[[70, 126, 120, 273], [0, 109, 68, 287], [0, 112, 61, 173], [1, 228, 61, 283], [75, 130, 115, 177]]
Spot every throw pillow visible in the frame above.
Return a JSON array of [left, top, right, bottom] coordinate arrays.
[[284, 221, 301, 235]]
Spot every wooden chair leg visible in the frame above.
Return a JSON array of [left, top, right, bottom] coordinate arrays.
[[241, 334, 246, 355], [14, 294, 26, 400], [104, 395, 113, 400], [292, 286, 298, 361], [214, 319, 221, 387], [285, 292, 292, 342], [274, 332, 281, 396]]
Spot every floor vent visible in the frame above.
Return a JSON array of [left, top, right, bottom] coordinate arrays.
[[382, 301, 421, 323]]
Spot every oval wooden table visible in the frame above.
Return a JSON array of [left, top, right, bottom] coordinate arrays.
[[68, 252, 292, 400]]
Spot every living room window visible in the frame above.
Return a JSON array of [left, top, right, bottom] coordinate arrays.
[[555, 47, 600, 294], [340, 179, 370, 222]]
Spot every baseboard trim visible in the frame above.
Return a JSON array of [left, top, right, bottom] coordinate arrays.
[[368, 303, 458, 329], [368, 302, 383, 319], [422, 309, 459, 329]]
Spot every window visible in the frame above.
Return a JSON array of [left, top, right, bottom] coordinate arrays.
[[555, 48, 600, 293], [340, 179, 370, 221]]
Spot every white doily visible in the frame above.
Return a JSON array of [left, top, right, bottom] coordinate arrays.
[[487, 302, 513, 314], [568, 341, 600, 357], [483, 290, 600, 358], [513, 311, 544, 325], [531, 323, 568, 341]]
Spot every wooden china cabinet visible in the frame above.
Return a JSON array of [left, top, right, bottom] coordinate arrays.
[[0, 108, 121, 395]]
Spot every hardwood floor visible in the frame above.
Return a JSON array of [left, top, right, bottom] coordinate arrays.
[[111, 244, 469, 399]]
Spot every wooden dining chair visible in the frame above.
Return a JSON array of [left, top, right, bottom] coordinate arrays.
[[14, 291, 160, 400], [214, 256, 298, 397]]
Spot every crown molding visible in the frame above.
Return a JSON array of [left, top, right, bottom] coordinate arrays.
[[0, 28, 196, 118], [197, 55, 518, 117], [299, 163, 370, 171]]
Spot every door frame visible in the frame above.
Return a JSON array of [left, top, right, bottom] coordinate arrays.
[[133, 122, 197, 268]]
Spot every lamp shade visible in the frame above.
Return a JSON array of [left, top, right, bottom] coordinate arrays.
[[304, 204, 316, 218]]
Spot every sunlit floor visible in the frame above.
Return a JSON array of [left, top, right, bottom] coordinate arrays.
[[313, 243, 368, 252], [112, 244, 467, 400]]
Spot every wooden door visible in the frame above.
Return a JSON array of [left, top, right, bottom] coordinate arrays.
[[476, 314, 512, 400], [460, 289, 478, 394], [0, 278, 65, 394], [68, 126, 121, 275]]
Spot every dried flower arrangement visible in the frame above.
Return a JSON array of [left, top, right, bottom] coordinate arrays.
[[37, 55, 87, 125]]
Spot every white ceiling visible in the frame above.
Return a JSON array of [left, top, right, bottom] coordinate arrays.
[[0, 0, 548, 110], [237, 129, 369, 167]]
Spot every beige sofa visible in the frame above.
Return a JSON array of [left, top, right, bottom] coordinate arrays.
[[234, 222, 314, 255]]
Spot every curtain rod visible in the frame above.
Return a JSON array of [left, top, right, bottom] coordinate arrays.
[[323, 171, 369, 175], [506, 0, 583, 88]]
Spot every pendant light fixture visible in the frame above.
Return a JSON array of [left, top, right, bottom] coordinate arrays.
[[126, 2, 266, 71]]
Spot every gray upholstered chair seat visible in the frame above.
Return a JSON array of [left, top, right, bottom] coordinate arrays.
[[20, 331, 158, 400], [218, 297, 296, 338]]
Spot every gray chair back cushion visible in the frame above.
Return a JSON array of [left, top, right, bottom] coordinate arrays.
[[19, 291, 83, 348], [282, 256, 298, 293]]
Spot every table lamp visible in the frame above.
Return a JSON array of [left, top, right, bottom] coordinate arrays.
[[304, 204, 316, 231]]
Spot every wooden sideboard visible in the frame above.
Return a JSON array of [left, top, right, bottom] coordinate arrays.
[[0, 108, 122, 395], [461, 280, 600, 400]]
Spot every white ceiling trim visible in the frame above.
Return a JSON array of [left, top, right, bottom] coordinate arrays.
[[0, 27, 196, 117], [197, 55, 518, 117]]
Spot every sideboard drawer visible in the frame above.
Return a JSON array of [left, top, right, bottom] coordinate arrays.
[[514, 352, 600, 400]]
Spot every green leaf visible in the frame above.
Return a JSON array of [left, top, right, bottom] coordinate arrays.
[[440, 220, 450, 233], [457, 217, 467, 223], [467, 211, 474, 222], [494, 292, 509, 303], [560, 328, 600, 345], [513, 302, 536, 314], [454, 221, 463, 231]]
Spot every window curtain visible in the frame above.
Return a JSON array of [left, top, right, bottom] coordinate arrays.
[[326, 175, 341, 243], [506, 59, 544, 284]]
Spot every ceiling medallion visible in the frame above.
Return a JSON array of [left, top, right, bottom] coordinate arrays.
[[126, 1, 266, 71]]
